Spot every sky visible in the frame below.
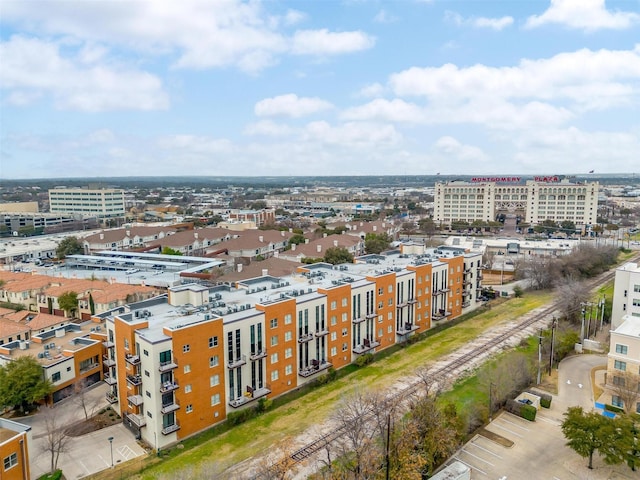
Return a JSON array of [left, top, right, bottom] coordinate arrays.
[[1, 0, 640, 179]]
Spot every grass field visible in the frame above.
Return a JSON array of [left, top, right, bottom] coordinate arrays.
[[90, 290, 554, 480]]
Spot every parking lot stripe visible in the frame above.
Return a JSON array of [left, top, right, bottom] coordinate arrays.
[[453, 457, 487, 476], [491, 422, 524, 438], [460, 448, 495, 466], [500, 414, 531, 431], [469, 441, 503, 459]]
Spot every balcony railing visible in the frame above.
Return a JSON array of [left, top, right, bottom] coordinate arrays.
[[104, 374, 117, 385], [161, 423, 180, 435], [298, 333, 314, 343], [314, 328, 329, 338], [352, 316, 366, 324], [299, 360, 332, 378], [227, 354, 247, 369], [127, 394, 144, 406], [80, 362, 100, 374], [396, 322, 419, 335], [353, 338, 380, 354], [228, 384, 271, 408], [365, 311, 377, 319], [106, 391, 118, 404], [432, 310, 452, 321], [462, 290, 470, 297], [249, 349, 267, 361], [124, 412, 146, 428], [103, 355, 116, 367], [125, 354, 141, 366], [126, 374, 142, 386], [160, 401, 180, 414], [160, 381, 179, 393], [397, 300, 408, 308], [158, 359, 178, 372], [102, 340, 115, 348], [462, 301, 471, 308], [408, 298, 417, 304]]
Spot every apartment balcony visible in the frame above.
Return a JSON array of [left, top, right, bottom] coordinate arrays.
[[353, 338, 380, 354], [396, 322, 419, 336], [80, 362, 100, 374], [397, 300, 408, 308], [227, 354, 247, 369], [125, 353, 141, 366], [462, 301, 471, 308], [464, 268, 472, 273], [161, 423, 180, 435], [106, 391, 118, 404], [228, 383, 271, 408], [298, 332, 314, 343], [158, 359, 178, 372], [352, 316, 366, 325], [127, 394, 144, 407], [104, 374, 117, 386], [463, 279, 472, 286], [365, 311, 377, 319], [249, 349, 267, 361], [124, 412, 146, 428], [314, 328, 329, 338], [126, 374, 142, 386], [432, 288, 450, 296], [160, 381, 179, 394], [299, 359, 332, 378], [102, 340, 115, 348], [462, 290, 471, 297], [160, 400, 180, 414], [432, 310, 452, 321], [408, 298, 417, 305], [103, 355, 116, 367]]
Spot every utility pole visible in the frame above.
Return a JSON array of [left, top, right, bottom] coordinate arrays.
[[489, 382, 494, 422], [537, 328, 542, 384], [599, 296, 606, 332], [580, 305, 586, 344], [548, 317, 557, 375]]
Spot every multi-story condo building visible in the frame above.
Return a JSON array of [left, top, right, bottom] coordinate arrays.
[[49, 187, 125, 218], [0, 418, 32, 480], [434, 178, 599, 231], [606, 262, 640, 413], [98, 248, 482, 450]]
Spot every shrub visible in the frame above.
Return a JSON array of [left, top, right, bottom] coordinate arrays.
[[256, 397, 272, 413], [37, 471, 62, 480], [521, 404, 537, 421], [227, 407, 257, 426], [605, 404, 624, 414], [355, 353, 374, 367], [513, 285, 524, 298], [505, 399, 537, 421], [527, 390, 552, 408]]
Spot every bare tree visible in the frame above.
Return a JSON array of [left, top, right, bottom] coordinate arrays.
[[524, 256, 555, 290], [415, 365, 443, 398], [253, 437, 299, 480], [483, 250, 496, 270], [555, 278, 589, 323], [73, 378, 101, 420], [609, 370, 640, 415], [41, 407, 71, 474]]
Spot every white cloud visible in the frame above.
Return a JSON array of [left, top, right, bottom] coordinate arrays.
[[255, 94, 333, 118], [373, 10, 398, 24], [0, 36, 169, 111], [303, 121, 402, 147], [2, 1, 375, 73], [434, 136, 489, 163], [291, 29, 375, 56], [445, 11, 514, 31], [526, 0, 640, 31], [389, 47, 640, 111], [341, 99, 425, 123], [244, 120, 295, 136], [359, 83, 385, 98]]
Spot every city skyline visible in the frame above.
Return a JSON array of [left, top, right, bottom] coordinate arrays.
[[1, 0, 639, 179]]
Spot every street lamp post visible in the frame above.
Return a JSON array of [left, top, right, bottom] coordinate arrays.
[[108, 436, 114, 469], [548, 317, 557, 375]]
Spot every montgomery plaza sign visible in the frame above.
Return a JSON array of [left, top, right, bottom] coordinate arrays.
[[470, 176, 562, 183]]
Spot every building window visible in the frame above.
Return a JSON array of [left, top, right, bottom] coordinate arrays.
[[271, 335, 278, 346], [284, 314, 292, 325], [331, 346, 337, 356], [330, 301, 337, 310], [210, 374, 219, 387], [331, 331, 337, 341], [209, 355, 219, 367], [612, 395, 623, 408], [3, 452, 17, 470], [285, 364, 293, 375], [388, 285, 393, 293], [284, 331, 292, 342], [271, 353, 279, 364], [186, 404, 193, 413], [616, 344, 628, 355], [285, 347, 292, 359], [184, 364, 191, 374], [270, 318, 278, 328], [613, 376, 625, 386], [614, 360, 627, 371], [185, 384, 192, 393], [342, 342, 348, 352], [52, 372, 61, 382], [143, 349, 149, 356], [183, 344, 190, 353], [342, 297, 348, 307], [378, 288, 383, 295], [209, 336, 218, 348], [211, 394, 220, 406], [342, 327, 348, 337], [331, 315, 337, 326], [124, 338, 129, 350], [271, 370, 279, 381]]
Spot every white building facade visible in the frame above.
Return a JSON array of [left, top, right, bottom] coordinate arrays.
[[49, 188, 125, 218]]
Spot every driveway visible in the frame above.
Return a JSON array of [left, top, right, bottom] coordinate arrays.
[[19, 382, 147, 479], [555, 354, 606, 414]]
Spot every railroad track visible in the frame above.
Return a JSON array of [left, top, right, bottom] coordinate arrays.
[[256, 254, 640, 477]]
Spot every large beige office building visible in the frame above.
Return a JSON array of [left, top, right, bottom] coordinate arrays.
[[434, 177, 599, 230], [49, 187, 125, 218]]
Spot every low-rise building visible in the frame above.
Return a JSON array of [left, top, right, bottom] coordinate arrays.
[[49, 187, 125, 219], [0, 418, 31, 480]]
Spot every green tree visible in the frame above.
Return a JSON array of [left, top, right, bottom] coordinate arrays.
[[364, 233, 391, 255], [288, 234, 306, 246], [561, 406, 625, 469], [0, 356, 53, 412], [324, 247, 354, 265], [161, 246, 183, 256], [560, 220, 576, 233], [58, 291, 79, 317], [56, 236, 83, 259]]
